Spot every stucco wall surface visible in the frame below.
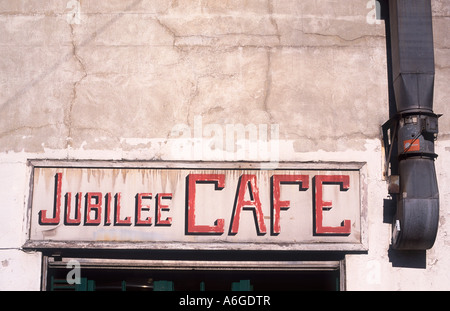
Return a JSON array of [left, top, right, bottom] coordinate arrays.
[[0, 0, 449, 290]]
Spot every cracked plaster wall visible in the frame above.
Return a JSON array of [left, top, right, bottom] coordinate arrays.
[[0, 0, 449, 290], [1, 0, 391, 155]]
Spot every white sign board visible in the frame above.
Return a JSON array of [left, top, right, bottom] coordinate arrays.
[[26, 161, 367, 251]]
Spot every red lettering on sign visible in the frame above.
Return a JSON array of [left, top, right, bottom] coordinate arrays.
[[186, 174, 225, 234], [271, 175, 309, 235], [104, 192, 112, 226], [37, 171, 357, 242], [135, 193, 152, 226], [64, 192, 82, 225], [39, 173, 62, 225], [114, 193, 132, 226], [85, 192, 102, 225], [314, 175, 351, 235], [156, 193, 172, 226], [230, 174, 267, 235]]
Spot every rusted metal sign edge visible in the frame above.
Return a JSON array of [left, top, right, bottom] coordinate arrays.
[[23, 240, 367, 252], [28, 159, 366, 170]]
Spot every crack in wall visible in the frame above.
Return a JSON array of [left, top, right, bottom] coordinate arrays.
[[186, 76, 200, 128], [65, 23, 88, 151], [262, 48, 276, 124], [301, 31, 385, 43], [268, 0, 281, 44], [154, 15, 279, 126], [155, 17, 177, 49], [0, 124, 59, 139]]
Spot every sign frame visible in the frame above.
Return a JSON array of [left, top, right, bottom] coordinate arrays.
[[23, 160, 368, 252]]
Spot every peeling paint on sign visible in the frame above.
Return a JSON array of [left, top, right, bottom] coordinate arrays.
[[27, 161, 367, 251]]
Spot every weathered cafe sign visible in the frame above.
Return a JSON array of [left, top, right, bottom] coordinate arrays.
[[26, 161, 367, 251]]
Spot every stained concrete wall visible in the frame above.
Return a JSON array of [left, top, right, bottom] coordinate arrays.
[[0, 0, 449, 290]]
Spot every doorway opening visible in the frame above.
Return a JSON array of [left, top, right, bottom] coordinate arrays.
[[44, 256, 344, 291]]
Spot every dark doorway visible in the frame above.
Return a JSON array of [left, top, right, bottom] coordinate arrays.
[[47, 264, 340, 291]]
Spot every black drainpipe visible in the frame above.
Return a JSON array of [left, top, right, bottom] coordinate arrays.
[[383, 0, 440, 250]]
